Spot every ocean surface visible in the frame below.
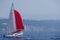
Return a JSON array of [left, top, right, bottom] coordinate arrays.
[[0, 19, 60, 40]]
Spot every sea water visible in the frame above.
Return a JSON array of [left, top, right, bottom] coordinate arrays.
[[0, 19, 60, 40]]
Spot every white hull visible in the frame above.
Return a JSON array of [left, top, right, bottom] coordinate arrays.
[[4, 32, 23, 37]]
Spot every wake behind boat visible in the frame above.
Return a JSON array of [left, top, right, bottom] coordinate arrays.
[[3, 3, 24, 37]]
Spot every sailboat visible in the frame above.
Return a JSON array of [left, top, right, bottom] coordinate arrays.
[[3, 3, 24, 37]]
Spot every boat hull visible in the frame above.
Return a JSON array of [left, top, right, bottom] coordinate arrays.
[[3, 32, 23, 37]]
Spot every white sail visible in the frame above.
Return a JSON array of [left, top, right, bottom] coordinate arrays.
[[8, 3, 16, 33]]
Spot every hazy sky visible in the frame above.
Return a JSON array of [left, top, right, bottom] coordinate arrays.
[[0, 0, 60, 20]]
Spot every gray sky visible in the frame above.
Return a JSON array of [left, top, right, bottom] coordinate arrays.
[[0, 0, 60, 20]]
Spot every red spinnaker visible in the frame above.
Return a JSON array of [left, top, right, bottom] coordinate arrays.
[[14, 10, 24, 32]]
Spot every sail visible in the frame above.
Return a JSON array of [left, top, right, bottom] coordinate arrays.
[[14, 9, 24, 33], [8, 3, 24, 33], [8, 3, 16, 33]]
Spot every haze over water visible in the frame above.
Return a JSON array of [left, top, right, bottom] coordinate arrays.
[[0, 0, 60, 20]]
